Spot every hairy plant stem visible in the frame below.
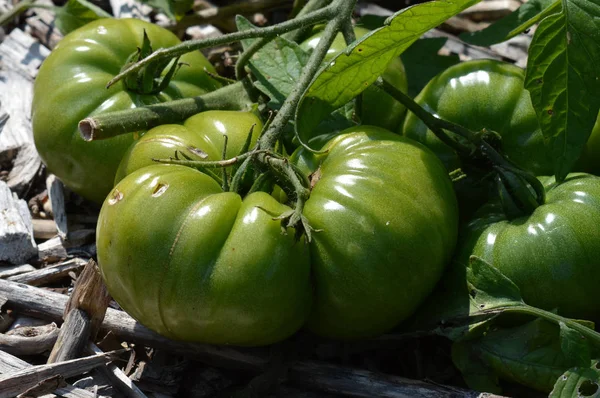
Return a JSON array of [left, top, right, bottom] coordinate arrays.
[[79, 80, 254, 141], [154, 149, 268, 169], [375, 77, 546, 213], [106, 5, 335, 89]]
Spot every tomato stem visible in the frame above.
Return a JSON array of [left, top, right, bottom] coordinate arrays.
[[257, 0, 358, 152], [106, 4, 336, 89], [375, 77, 546, 215], [79, 80, 254, 141]]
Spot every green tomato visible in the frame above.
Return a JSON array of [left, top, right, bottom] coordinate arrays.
[[97, 164, 312, 346], [97, 125, 458, 344], [115, 110, 262, 183], [297, 126, 458, 339], [456, 173, 600, 321], [300, 27, 409, 131], [32, 18, 221, 203], [402, 59, 550, 175]]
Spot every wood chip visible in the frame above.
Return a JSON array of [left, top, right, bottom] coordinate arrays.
[[462, 0, 521, 21], [0, 28, 47, 195], [0, 349, 125, 398], [32, 218, 58, 240], [48, 260, 111, 363], [46, 174, 67, 239], [63, 259, 110, 339], [25, 0, 63, 49], [37, 236, 68, 263], [0, 351, 98, 397], [0, 180, 37, 264], [287, 361, 498, 398], [0, 322, 59, 355], [87, 343, 147, 398], [47, 308, 91, 363], [0, 263, 35, 278], [109, 0, 152, 19], [8, 257, 87, 286]]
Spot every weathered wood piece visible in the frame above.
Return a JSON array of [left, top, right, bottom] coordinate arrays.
[[8, 257, 87, 286], [25, 0, 63, 49], [32, 218, 58, 240], [46, 174, 67, 239], [64, 259, 110, 338], [0, 322, 58, 355], [17, 375, 67, 397], [0, 350, 106, 397], [37, 236, 68, 263], [0, 311, 13, 333], [48, 260, 110, 363], [0, 181, 37, 264], [0, 263, 35, 278], [87, 343, 147, 398], [462, 0, 520, 21], [0, 349, 125, 398], [287, 361, 497, 398], [47, 309, 90, 363], [0, 280, 496, 397], [0, 28, 47, 194]]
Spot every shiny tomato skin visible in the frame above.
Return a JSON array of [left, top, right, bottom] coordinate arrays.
[[32, 18, 220, 203], [97, 164, 312, 346]]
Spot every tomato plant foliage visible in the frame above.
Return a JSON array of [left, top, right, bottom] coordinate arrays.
[[28, 0, 600, 394]]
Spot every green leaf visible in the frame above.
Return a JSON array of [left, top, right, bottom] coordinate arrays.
[[460, 0, 560, 46], [249, 38, 310, 110], [296, 0, 483, 138], [452, 340, 502, 394], [406, 260, 498, 341], [559, 322, 592, 368], [237, 15, 313, 109], [53, 0, 110, 35], [236, 15, 257, 51], [524, 1, 600, 181], [400, 38, 460, 97], [456, 318, 589, 393], [550, 360, 600, 397], [466, 256, 524, 310]]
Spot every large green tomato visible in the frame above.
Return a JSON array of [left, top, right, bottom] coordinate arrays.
[[402, 59, 551, 175], [301, 27, 409, 131], [97, 125, 458, 344], [456, 173, 600, 321], [97, 164, 312, 346], [115, 110, 262, 183], [296, 126, 458, 339], [32, 18, 220, 203]]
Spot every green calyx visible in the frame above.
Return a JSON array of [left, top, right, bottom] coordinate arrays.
[[495, 166, 545, 220], [122, 30, 183, 95]]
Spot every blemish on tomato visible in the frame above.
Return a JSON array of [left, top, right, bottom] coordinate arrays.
[[152, 183, 169, 197], [108, 189, 123, 205]]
